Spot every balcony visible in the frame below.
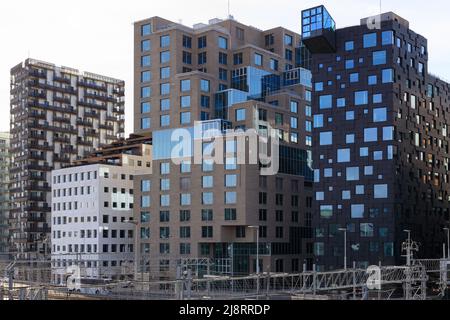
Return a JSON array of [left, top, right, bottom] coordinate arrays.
[[28, 121, 77, 134], [85, 92, 117, 103], [29, 141, 53, 151], [25, 183, 51, 192], [83, 129, 98, 137], [106, 115, 117, 122], [99, 123, 114, 130], [84, 111, 99, 118], [54, 136, 71, 144], [28, 91, 47, 99], [78, 99, 107, 110], [25, 205, 51, 213], [28, 101, 77, 114], [53, 116, 71, 124], [29, 69, 47, 78], [60, 146, 76, 154], [27, 214, 47, 223], [53, 154, 71, 163], [76, 118, 93, 126], [53, 75, 71, 84], [53, 95, 71, 104], [78, 79, 107, 91], [25, 227, 49, 234], [27, 162, 52, 172], [28, 195, 47, 202], [77, 138, 93, 146], [29, 153, 46, 161]]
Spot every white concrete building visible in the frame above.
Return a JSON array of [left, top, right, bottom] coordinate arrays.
[[50, 136, 151, 284]]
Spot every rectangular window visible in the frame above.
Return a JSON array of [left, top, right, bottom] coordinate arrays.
[[319, 95, 332, 109], [218, 36, 228, 49], [254, 53, 263, 66], [355, 91, 368, 105], [141, 55, 151, 67], [160, 35, 170, 48], [345, 41, 354, 51], [235, 108, 246, 121], [373, 50, 387, 66], [382, 31, 394, 45], [141, 40, 151, 52], [363, 33, 377, 48], [160, 51, 170, 64]]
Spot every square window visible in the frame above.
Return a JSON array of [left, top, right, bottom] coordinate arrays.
[[337, 149, 351, 163], [351, 204, 364, 218], [374, 184, 388, 199], [363, 33, 377, 48]]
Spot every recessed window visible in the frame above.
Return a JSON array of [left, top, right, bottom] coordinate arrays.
[[141, 40, 151, 52], [364, 128, 378, 142], [363, 33, 377, 48], [360, 147, 369, 157], [368, 75, 377, 85], [346, 167, 359, 181], [218, 36, 228, 49], [373, 107, 387, 122], [160, 51, 170, 64], [320, 132, 333, 146], [373, 50, 387, 66], [351, 204, 364, 218], [345, 59, 354, 69], [350, 73, 359, 83], [382, 31, 394, 45], [345, 41, 354, 51], [337, 149, 351, 163], [141, 55, 151, 67], [320, 205, 333, 219], [382, 69, 394, 83], [374, 184, 388, 199], [141, 24, 152, 36], [319, 95, 332, 109], [383, 126, 394, 141], [235, 108, 246, 121], [346, 134, 355, 144], [141, 117, 151, 130], [355, 91, 368, 105], [346, 111, 355, 121]]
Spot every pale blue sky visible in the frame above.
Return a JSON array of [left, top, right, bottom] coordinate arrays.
[[0, 0, 448, 135]]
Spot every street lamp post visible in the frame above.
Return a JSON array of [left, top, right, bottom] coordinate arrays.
[[444, 228, 450, 260], [338, 228, 347, 271]]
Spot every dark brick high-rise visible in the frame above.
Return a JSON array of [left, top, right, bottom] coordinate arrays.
[[302, 5, 450, 270]]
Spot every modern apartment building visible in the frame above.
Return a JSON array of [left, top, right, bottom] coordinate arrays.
[[51, 135, 152, 284], [302, 5, 450, 270], [0, 132, 11, 258], [9, 58, 125, 259], [133, 16, 314, 278]]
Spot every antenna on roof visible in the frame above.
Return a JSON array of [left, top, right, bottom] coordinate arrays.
[[228, 0, 231, 18]]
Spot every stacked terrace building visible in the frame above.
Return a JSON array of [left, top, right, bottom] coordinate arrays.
[[302, 6, 450, 270], [133, 16, 314, 278], [51, 135, 151, 284], [9, 59, 125, 259], [0, 132, 11, 258]]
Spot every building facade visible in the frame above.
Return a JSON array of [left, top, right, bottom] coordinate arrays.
[[302, 6, 450, 270], [51, 136, 152, 284], [10, 58, 125, 259], [133, 16, 314, 278], [0, 132, 11, 258]]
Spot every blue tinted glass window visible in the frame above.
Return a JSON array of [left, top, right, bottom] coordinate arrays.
[[345, 41, 354, 51], [345, 59, 354, 69], [320, 132, 332, 145], [160, 51, 170, 63], [373, 94, 383, 104], [382, 31, 394, 45], [364, 128, 378, 142], [141, 24, 152, 36], [363, 33, 377, 48], [141, 102, 151, 113], [160, 67, 170, 79], [382, 69, 394, 83], [374, 184, 388, 199], [373, 108, 387, 122], [218, 36, 228, 49], [180, 112, 191, 124], [315, 82, 324, 91], [141, 117, 151, 129], [160, 99, 170, 111], [160, 115, 170, 127], [351, 205, 364, 218], [141, 40, 151, 52], [181, 79, 191, 92], [314, 115, 323, 128], [373, 50, 386, 65], [236, 109, 246, 121], [141, 87, 151, 98], [337, 149, 350, 163], [319, 95, 332, 109], [160, 35, 170, 48], [355, 91, 368, 105], [346, 167, 359, 181], [368, 75, 377, 85], [337, 98, 346, 108], [141, 55, 151, 67], [350, 73, 359, 83], [383, 126, 394, 141], [201, 79, 210, 92], [346, 111, 355, 121], [160, 83, 170, 95], [181, 96, 191, 108], [141, 71, 151, 82]]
